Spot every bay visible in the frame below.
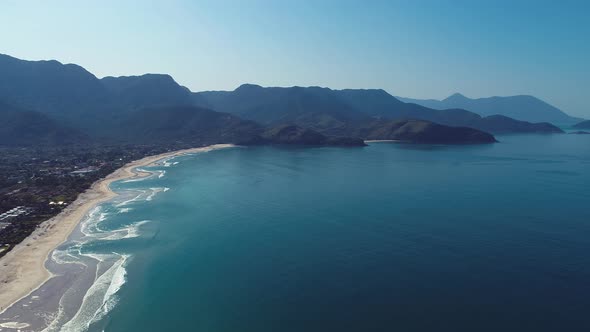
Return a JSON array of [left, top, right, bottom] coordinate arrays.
[[85, 134, 590, 331]]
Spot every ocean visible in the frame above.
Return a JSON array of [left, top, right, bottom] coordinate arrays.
[[8, 134, 590, 331]]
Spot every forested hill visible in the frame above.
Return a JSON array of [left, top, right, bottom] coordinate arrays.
[[2, 53, 567, 147]]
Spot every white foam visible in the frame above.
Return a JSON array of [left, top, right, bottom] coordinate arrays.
[[51, 246, 85, 266], [46, 215, 149, 329], [39, 152, 176, 330], [120, 177, 143, 183], [120, 167, 154, 183], [163, 160, 180, 167], [58, 254, 129, 332], [82, 252, 114, 264], [79, 193, 155, 242], [124, 220, 151, 239], [115, 190, 146, 207], [39, 310, 59, 331], [102, 220, 151, 241], [88, 255, 128, 325], [160, 157, 175, 167], [80, 207, 109, 237], [1, 322, 30, 329], [146, 187, 169, 201]]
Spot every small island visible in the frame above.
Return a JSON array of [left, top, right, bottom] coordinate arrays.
[[573, 120, 590, 130]]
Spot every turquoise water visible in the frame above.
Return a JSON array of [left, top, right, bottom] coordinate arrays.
[[72, 135, 590, 331]]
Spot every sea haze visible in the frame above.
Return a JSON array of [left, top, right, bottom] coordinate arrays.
[[20, 134, 590, 331]]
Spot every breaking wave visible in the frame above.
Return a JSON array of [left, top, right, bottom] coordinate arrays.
[[56, 254, 129, 332], [41, 168, 170, 331]]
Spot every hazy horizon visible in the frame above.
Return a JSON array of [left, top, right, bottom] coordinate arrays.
[[1, 0, 588, 117]]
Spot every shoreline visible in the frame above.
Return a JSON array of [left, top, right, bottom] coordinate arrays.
[[364, 140, 400, 143], [0, 143, 235, 312]]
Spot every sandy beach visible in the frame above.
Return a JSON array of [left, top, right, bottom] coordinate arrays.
[[0, 143, 235, 313]]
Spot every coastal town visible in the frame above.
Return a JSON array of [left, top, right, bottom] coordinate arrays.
[[0, 144, 186, 258]]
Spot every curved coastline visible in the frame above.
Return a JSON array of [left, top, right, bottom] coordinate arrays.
[[0, 144, 235, 314]]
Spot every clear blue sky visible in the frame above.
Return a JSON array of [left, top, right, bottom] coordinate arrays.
[[1, 0, 588, 117]]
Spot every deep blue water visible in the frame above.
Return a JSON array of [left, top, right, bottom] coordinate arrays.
[[88, 134, 589, 331]]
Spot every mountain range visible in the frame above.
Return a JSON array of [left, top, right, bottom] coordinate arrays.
[[0, 53, 572, 147], [398, 93, 580, 124], [195, 85, 564, 135]]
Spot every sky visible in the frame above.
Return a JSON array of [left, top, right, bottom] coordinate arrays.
[[1, 0, 589, 117]]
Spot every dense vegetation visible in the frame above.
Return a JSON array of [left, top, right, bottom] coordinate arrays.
[[355, 119, 496, 144], [0, 102, 88, 145]]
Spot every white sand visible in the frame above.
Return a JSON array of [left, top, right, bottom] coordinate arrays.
[[0, 144, 235, 312]]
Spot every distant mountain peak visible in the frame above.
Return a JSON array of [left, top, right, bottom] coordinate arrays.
[[444, 93, 469, 102], [398, 92, 579, 124], [235, 83, 263, 91]]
